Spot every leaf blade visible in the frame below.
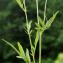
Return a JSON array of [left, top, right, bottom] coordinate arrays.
[[25, 49, 31, 63], [2, 39, 20, 55], [45, 11, 59, 29], [38, 16, 44, 27], [34, 31, 39, 49], [16, 0, 25, 11], [17, 42, 25, 58]]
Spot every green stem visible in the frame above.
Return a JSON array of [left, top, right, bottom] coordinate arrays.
[[33, 55, 35, 63], [36, 0, 39, 24], [29, 34, 32, 49], [36, 0, 42, 63], [29, 34, 35, 63], [23, 1, 34, 63], [23, 0, 28, 24], [44, 0, 47, 22], [23, 0, 32, 51], [23, 1, 35, 63], [39, 32, 42, 63]]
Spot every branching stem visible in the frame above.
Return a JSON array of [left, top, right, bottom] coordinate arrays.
[[23, 1, 35, 63]]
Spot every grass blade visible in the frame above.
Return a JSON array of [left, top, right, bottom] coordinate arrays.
[[17, 42, 25, 58], [45, 11, 59, 29], [2, 39, 20, 55]]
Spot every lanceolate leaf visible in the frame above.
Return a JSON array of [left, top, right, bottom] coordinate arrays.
[[31, 44, 35, 56], [35, 22, 42, 30], [16, 0, 25, 11], [2, 39, 20, 55], [38, 16, 45, 27], [34, 31, 39, 49], [25, 21, 32, 35], [45, 11, 59, 29], [17, 42, 25, 58], [28, 21, 32, 33], [16, 56, 23, 59], [25, 49, 31, 63]]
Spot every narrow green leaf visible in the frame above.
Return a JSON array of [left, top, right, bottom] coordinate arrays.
[[34, 31, 39, 49], [25, 21, 32, 35], [30, 31, 39, 56], [45, 11, 59, 29], [25, 49, 31, 63], [16, 0, 24, 11], [54, 53, 63, 63], [16, 56, 23, 59], [30, 30, 33, 35], [38, 16, 45, 27], [17, 42, 25, 58], [31, 44, 35, 56], [2, 39, 20, 55], [28, 21, 32, 31], [35, 22, 41, 29]]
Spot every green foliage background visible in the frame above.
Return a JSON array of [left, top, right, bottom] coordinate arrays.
[[0, 0, 63, 63]]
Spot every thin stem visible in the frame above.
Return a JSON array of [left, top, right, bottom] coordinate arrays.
[[33, 55, 35, 63], [36, 0, 42, 63], [23, 0, 28, 24], [23, 1, 35, 63], [29, 34, 32, 49], [23, 1, 34, 63], [44, 0, 47, 22], [29, 34, 35, 63], [36, 0, 39, 24], [39, 32, 42, 63], [23, 0, 32, 48]]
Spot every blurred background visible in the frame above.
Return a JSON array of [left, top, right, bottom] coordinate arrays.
[[0, 0, 63, 63]]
